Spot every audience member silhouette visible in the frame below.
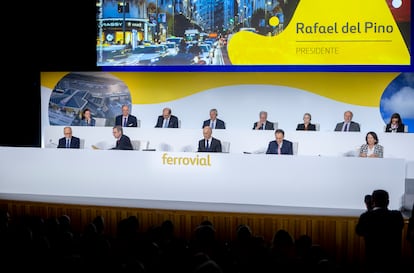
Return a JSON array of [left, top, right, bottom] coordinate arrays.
[[266, 229, 296, 272], [355, 189, 404, 273], [364, 194, 373, 211], [294, 234, 314, 270], [228, 224, 267, 273], [2, 209, 410, 273]]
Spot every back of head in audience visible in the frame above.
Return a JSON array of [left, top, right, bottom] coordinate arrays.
[[371, 189, 389, 208], [364, 194, 373, 211]]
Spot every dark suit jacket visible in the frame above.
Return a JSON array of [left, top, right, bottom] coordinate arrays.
[[112, 135, 133, 150], [198, 137, 222, 152], [115, 115, 138, 127], [385, 123, 405, 133], [253, 120, 274, 130], [334, 121, 360, 132], [266, 140, 293, 155], [155, 115, 179, 128], [296, 123, 316, 131], [57, 136, 80, 149], [355, 207, 404, 272], [202, 119, 226, 129]]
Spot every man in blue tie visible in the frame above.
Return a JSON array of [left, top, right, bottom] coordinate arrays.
[[197, 126, 222, 152], [57, 126, 80, 149], [334, 110, 361, 132], [115, 104, 138, 127], [155, 107, 179, 128], [202, 108, 226, 129]]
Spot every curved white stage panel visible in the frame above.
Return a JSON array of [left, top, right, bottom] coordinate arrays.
[[0, 147, 406, 216]]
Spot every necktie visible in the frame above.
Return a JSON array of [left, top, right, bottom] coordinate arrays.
[[278, 145, 281, 155], [211, 121, 215, 129], [344, 123, 349, 132], [66, 139, 70, 148], [123, 117, 127, 127], [163, 119, 168, 128], [206, 140, 209, 150], [262, 123, 265, 130]]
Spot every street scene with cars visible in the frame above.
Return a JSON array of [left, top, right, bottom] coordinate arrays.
[[96, 0, 299, 66]]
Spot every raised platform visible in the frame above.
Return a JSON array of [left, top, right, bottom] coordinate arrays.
[[0, 146, 408, 215]]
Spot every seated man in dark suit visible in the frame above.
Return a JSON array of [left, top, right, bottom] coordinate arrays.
[[202, 108, 226, 129], [57, 126, 80, 149], [115, 104, 138, 127], [266, 129, 293, 155], [111, 125, 133, 150], [253, 111, 274, 130], [334, 110, 360, 132], [198, 126, 222, 152], [155, 107, 179, 128]]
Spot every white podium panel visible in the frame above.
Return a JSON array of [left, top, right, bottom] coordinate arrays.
[[0, 147, 406, 216], [43, 127, 414, 160]]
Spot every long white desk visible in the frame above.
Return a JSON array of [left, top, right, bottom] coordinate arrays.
[[44, 127, 414, 160], [0, 147, 407, 216]]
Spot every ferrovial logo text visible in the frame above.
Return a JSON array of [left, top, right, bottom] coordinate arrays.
[[162, 153, 211, 166]]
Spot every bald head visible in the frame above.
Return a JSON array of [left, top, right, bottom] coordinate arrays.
[[203, 126, 212, 140]]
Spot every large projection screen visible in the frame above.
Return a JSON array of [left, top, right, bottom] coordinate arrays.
[[96, 0, 412, 70]]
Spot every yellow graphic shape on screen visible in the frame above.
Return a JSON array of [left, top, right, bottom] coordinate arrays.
[[41, 72, 400, 107], [228, 0, 410, 65]]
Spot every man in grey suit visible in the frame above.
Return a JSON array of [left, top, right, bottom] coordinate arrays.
[[334, 110, 360, 132], [253, 111, 275, 130], [202, 108, 226, 129]]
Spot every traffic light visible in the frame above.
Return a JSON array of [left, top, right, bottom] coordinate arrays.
[[118, 2, 129, 13]]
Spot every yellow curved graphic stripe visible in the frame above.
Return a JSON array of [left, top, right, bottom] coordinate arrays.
[[41, 72, 400, 107], [41, 72, 70, 88], [112, 72, 399, 107]]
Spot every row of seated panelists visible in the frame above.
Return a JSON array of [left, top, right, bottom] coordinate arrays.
[[89, 119, 321, 131], [84, 122, 409, 132], [57, 139, 296, 154]]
